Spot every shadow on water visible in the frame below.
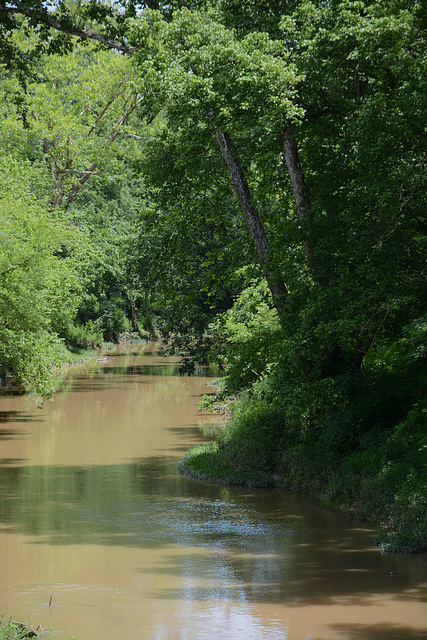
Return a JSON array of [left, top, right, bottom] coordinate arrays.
[[94, 363, 212, 378], [0, 457, 426, 611], [55, 359, 215, 396], [329, 624, 427, 640], [166, 425, 221, 452], [0, 411, 44, 441], [0, 428, 26, 440], [0, 410, 43, 424]]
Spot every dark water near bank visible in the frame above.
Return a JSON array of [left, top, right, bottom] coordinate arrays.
[[0, 345, 426, 640]]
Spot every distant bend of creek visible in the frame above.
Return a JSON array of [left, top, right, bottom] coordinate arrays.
[[0, 344, 426, 640]]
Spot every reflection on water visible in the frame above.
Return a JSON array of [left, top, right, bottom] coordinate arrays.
[[0, 345, 426, 640]]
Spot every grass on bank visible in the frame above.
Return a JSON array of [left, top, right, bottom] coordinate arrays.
[[179, 383, 427, 554]]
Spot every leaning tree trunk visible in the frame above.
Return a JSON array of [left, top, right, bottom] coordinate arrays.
[[283, 128, 368, 370], [216, 131, 287, 317], [283, 128, 314, 269]]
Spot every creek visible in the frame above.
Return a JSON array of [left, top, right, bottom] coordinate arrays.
[[0, 345, 426, 640]]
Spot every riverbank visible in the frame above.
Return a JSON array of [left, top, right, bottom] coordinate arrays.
[[0, 616, 41, 640], [179, 391, 427, 554], [1, 340, 148, 400], [0, 348, 100, 400]]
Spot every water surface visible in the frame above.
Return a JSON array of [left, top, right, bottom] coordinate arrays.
[[0, 346, 426, 640]]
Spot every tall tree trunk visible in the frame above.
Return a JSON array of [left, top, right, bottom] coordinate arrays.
[[216, 131, 287, 317], [130, 294, 137, 332], [283, 128, 314, 268]]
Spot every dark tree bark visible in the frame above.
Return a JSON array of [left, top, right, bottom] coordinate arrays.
[[283, 128, 314, 268], [130, 295, 137, 332], [216, 130, 287, 317]]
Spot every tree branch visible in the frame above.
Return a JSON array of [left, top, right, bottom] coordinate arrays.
[[0, 6, 139, 54], [63, 93, 143, 208]]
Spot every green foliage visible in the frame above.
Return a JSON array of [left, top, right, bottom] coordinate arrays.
[[403, 316, 427, 363], [209, 277, 281, 392], [374, 401, 427, 552], [215, 383, 287, 474], [64, 319, 104, 350], [277, 0, 427, 364], [0, 156, 90, 396], [21, 45, 139, 208], [0, 616, 39, 640], [67, 172, 145, 343], [0, 0, 133, 84], [217, 0, 296, 38], [178, 439, 278, 488], [130, 7, 303, 200], [127, 7, 306, 354], [130, 140, 254, 356], [0, 39, 151, 346]]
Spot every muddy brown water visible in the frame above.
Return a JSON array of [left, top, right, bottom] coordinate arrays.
[[0, 345, 426, 640]]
